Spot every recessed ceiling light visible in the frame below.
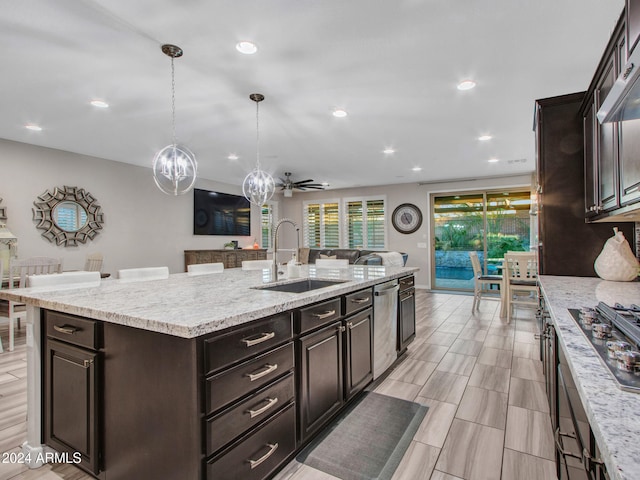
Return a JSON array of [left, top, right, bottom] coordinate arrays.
[[478, 135, 492, 141], [457, 80, 476, 91], [25, 124, 42, 131], [90, 99, 109, 108], [412, 166, 422, 172], [332, 109, 348, 118], [383, 147, 395, 154], [227, 153, 238, 160], [488, 158, 499, 163], [321, 182, 330, 187], [236, 41, 257, 55]]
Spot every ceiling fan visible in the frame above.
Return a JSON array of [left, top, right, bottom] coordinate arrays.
[[277, 172, 326, 197]]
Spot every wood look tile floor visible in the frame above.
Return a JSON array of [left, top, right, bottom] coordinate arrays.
[[0, 292, 557, 480]]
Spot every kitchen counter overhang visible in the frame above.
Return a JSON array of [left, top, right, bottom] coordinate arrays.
[[539, 275, 640, 480], [0, 264, 418, 338]]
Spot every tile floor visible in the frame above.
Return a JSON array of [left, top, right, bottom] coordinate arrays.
[[0, 291, 557, 480]]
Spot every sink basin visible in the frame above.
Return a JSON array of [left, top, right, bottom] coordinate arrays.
[[255, 279, 346, 293]]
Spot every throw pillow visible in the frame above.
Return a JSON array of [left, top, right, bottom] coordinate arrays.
[[319, 254, 337, 259]]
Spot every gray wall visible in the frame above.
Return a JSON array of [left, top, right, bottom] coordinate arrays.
[[0, 139, 263, 274], [1, 138, 532, 286], [278, 174, 532, 288]]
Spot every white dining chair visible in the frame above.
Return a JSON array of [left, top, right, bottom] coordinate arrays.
[[315, 258, 349, 269], [84, 252, 104, 272], [241, 260, 273, 271], [28, 271, 101, 288], [469, 251, 502, 312], [6, 257, 62, 351], [118, 266, 169, 281], [503, 252, 538, 323], [187, 262, 224, 275]]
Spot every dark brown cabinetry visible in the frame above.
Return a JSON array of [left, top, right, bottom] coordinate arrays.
[[583, 8, 640, 221], [539, 298, 608, 480], [44, 311, 101, 476], [184, 249, 267, 271], [535, 93, 633, 276], [296, 289, 373, 442], [204, 312, 296, 480], [40, 281, 397, 480], [397, 275, 416, 354], [628, 0, 640, 56]]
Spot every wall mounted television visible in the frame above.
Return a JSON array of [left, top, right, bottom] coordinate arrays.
[[193, 188, 251, 236]]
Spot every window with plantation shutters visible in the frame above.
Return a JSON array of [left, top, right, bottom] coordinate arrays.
[[260, 201, 278, 251], [344, 197, 386, 249], [303, 200, 341, 248]]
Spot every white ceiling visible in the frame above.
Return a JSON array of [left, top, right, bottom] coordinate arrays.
[[0, 0, 625, 191]]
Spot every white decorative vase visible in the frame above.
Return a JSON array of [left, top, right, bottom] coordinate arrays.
[[594, 228, 639, 282]]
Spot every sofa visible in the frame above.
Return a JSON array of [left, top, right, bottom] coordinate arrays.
[[299, 248, 408, 266]]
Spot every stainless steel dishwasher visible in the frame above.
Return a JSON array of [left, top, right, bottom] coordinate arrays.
[[373, 279, 399, 379]]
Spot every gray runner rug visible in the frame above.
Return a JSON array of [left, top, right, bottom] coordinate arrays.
[[297, 392, 428, 480]]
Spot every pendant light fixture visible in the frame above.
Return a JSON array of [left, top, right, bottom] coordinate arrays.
[[242, 93, 275, 206], [153, 44, 197, 196]]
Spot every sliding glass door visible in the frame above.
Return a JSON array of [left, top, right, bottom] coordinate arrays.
[[431, 189, 532, 291]]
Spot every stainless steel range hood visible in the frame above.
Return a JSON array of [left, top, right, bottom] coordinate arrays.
[[597, 46, 640, 123]]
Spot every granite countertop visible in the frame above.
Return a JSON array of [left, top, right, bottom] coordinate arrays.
[[0, 265, 417, 339], [538, 275, 640, 480]]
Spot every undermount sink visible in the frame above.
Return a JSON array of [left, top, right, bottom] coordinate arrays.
[[255, 279, 346, 293]]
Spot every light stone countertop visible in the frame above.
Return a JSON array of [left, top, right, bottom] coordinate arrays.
[[0, 265, 417, 339], [538, 275, 640, 480]]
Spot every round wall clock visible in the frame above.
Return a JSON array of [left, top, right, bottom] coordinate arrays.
[[392, 203, 423, 234]]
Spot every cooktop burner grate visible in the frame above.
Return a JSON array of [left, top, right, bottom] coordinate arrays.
[[568, 304, 640, 393]]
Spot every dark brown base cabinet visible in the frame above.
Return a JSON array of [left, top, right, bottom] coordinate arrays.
[[41, 285, 384, 480], [539, 298, 608, 480], [397, 275, 416, 354], [296, 289, 373, 443]]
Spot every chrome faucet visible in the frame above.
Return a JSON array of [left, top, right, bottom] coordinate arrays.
[[273, 218, 300, 281]]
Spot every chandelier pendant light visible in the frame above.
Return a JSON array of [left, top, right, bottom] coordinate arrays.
[[153, 44, 197, 196], [243, 93, 275, 206]]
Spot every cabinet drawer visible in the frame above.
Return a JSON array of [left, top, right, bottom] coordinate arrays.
[[206, 371, 294, 456], [45, 310, 100, 350], [206, 342, 294, 415], [399, 275, 414, 291], [207, 403, 296, 480], [296, 298, 342, 334], [204, 313, 292, 375], [343, 288, 373, 316]]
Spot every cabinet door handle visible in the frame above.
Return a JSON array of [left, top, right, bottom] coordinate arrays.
[[346, 322, 353, 328], [245, 363, 278, 382], [247, 397, 279, 418], [53, 324, 78, 335], [83, 359, 93, 368], [337, 325, 346, 333], [554, 427, 582, 460], [241, 331, 275, 347], [350, 297, 370, 304], [311, 310, 336, 320], [248, 443, 278, 469]]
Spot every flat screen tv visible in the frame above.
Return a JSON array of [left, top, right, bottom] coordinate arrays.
[[193, 188, 251, 236]]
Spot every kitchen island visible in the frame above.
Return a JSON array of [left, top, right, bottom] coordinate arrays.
[[539, 275, 640, 480], [0, 264, 417, 480]]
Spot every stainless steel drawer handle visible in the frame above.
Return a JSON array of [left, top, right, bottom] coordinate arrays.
[[311, 310, 336, 319], [248, 443, 278, 469], [247, 397, 279, 418], [246, 363, 278, 382], [241, 332, 275, 347], [350, 297, 370, 304], [53, 324, 78, 335]]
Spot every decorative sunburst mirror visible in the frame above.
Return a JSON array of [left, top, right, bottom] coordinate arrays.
[[32, 186, 104, 246]]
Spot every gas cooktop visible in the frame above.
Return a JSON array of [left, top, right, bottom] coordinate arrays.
[[568, 302, 640, 393]]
